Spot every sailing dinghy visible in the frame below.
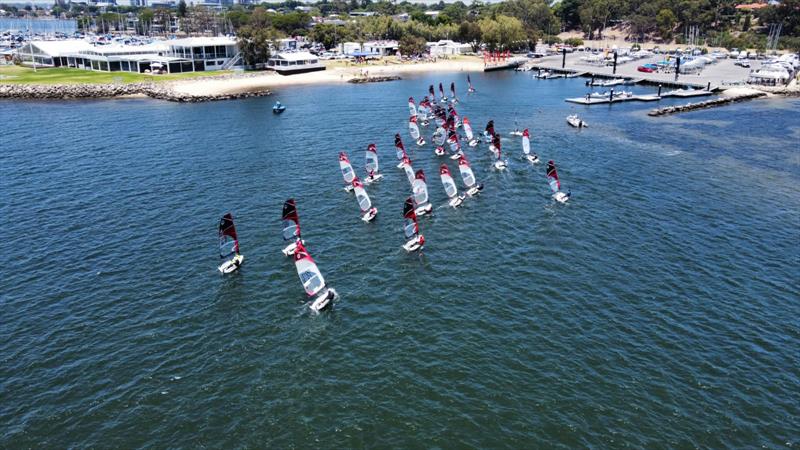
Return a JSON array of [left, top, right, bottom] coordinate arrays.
[[432, 126, 446, 156], [352, 177, 378, 222], [439, 82, 447, 102], [339, 152, 357, 192], [492, 133, 508, 170], [449, 82, 458, 104], [440, 164, 466, 207], [463, 117, 479, 147], [411, 169, 433, 216], [408, 96, 417, 118], [395, 134, 409, 169], [484, 120, 495, 140], [281, 199, 304, 256], [419, 97, 432, 125], [447, 130, 464, 160], [409, 115, 425, 146], [365, 143, 383, 184], [402, 196, 425, 252], [218, 213, 243, 273], [401, 156, 415, 184], [522, 129, 539, 164], [458, 154, 484, 197], [467, 74, 476, 93], [294, 240, 338, 312], [547, 160, 570, 203]]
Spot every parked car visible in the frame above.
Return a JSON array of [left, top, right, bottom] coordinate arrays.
[[637, 65, 654, 73]]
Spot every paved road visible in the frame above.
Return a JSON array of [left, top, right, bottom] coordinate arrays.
[[531, 52, 754, 88]]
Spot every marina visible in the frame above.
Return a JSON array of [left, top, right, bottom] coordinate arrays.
[[3, 72, 798, 447]]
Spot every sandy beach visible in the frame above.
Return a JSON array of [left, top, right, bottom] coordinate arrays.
[[170, 57, 485, 97]]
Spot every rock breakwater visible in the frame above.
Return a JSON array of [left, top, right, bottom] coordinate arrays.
[[0, 82, 271, 102]]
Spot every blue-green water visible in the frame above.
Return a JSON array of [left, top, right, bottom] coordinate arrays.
[[2, 73, 799, 448]]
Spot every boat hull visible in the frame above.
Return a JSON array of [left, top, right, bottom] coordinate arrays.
[[361, 208, 378, 222], [403, 236, 424, 252], [218, 254, 244, 273], [282, 240, 305, 257], [309, 288, 337, 312], [554, 191, 570, 203]]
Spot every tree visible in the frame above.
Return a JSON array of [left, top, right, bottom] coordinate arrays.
[[458, 21, 483, 51], [399, 34, 427, 56], [480, 15, 526, 50], [656, 8, 677, 41], [502, 0, 560, 35], [237, 25, 274, 67], [309, 23, 351, 50], [177, 0, 187, 18], [554, 0, 582, 30]]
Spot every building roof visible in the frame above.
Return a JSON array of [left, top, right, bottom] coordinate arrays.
[[735, 2, 768, 8], [30, 39, 93, 56], [271, 51, 318, 61], [167, 36, 236, 47]]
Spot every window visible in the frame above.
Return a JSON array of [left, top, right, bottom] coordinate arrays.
[[206, 60, 216, 66]]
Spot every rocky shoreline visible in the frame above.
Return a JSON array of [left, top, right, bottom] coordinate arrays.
[[648, 91, 768, 116], [0, 82, 271, 102], [348, 75, 402, 84]]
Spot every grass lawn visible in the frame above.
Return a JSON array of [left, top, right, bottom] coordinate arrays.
[[0, 65, 233, 84]]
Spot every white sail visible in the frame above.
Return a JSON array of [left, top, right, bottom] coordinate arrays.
[[402, 159, 415, 184], [412, 177, 429, 205], [409, 119, 421, 140], [522, 129, 531, 155], [339, 153, 355, 184], [365, 146, 379, 173], [440, 167, 458, 198], [408, 98, 417, 117], [463, 118, 474, 141], [458, 159, 476, 188], [354, 183, 372, 212], [433, 127, 446, 146], [295, 252, 326, 297]]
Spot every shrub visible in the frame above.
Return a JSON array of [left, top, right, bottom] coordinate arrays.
[[543, 35, 562, 45], [564, 37, 584, 47]]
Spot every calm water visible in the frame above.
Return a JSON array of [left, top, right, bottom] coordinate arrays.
[[2, 73, 799, 448]]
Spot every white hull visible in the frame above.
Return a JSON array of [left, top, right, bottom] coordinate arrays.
[[494, 160, 508, 170], [364, 173, 383, 184], [449, 152, 463, 160], [434, 147, 446, 156], [218, 254, 244, 273], [468, 139, 479, 147], [416, 138, 426, 146], [554, 191, 570, 203], [396, 161, 406, 169], [509, 131, 523, 137], [309, 288, 338, 312], [403, 236, 424, 252], [415, 203, 433, 216], [466, 185, 483, 197], [526, 154, 540, 164], [567, 117, 587, 128], [448, 195, 466, 208], [361, 207, 378, 222], [344, 185, 354, 192], [282, 240, 305, 257]]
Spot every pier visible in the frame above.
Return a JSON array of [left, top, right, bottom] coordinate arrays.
[[565, 88, 713, 105]]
